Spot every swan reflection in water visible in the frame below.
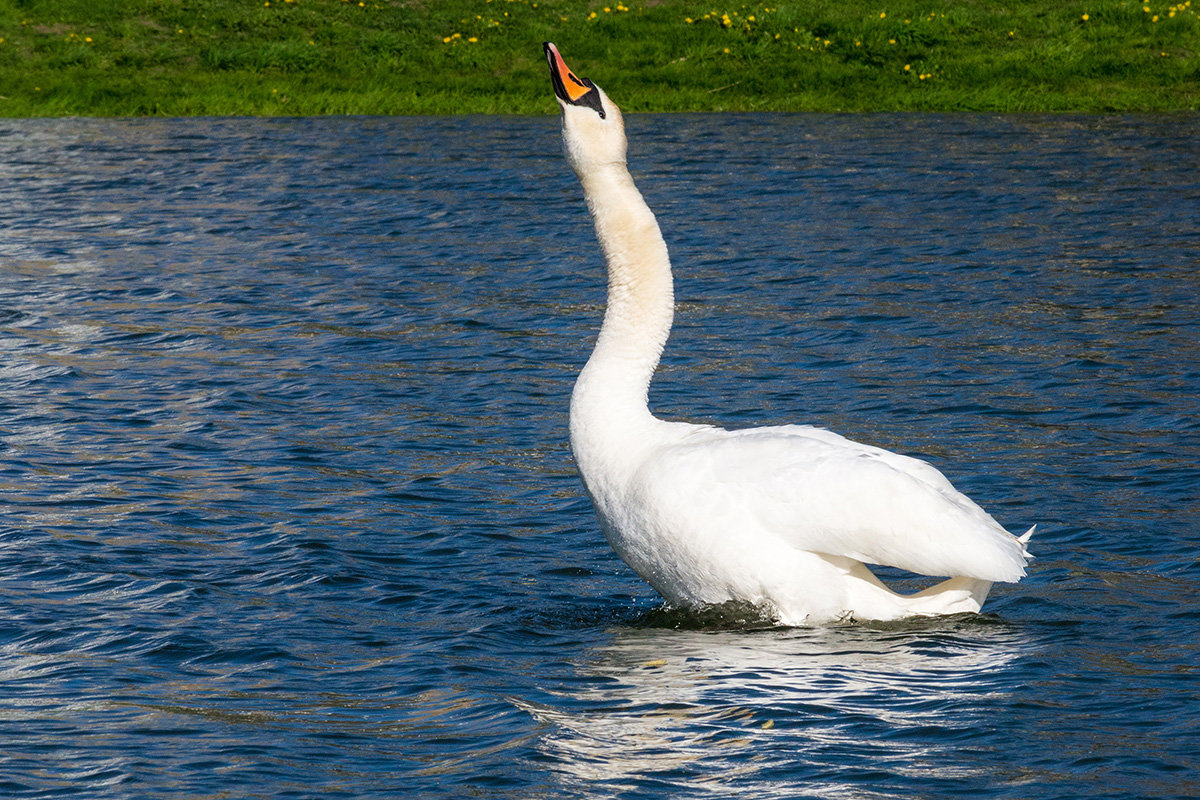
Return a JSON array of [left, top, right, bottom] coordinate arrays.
[[517, 613, 1033, 796]]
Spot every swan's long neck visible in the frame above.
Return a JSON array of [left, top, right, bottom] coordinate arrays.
[[570, 162, 674, 467]]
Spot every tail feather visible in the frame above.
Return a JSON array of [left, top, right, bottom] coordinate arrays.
[[907, 526, 1034, 617], [1018, 524, 1036, 561]]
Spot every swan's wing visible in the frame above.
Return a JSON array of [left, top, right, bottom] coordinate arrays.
[[641, 425, 1030, 582]]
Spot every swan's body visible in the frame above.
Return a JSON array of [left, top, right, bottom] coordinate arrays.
[[545, 43, 1032, 625]]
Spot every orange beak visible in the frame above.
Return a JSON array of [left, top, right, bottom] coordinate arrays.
[[545, 42, 592, 103]]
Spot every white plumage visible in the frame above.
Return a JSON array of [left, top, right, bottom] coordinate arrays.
[[544, 43, 1032, 625]]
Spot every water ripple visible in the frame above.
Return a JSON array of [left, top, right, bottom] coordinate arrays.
[[0, 115, 1197, 798]]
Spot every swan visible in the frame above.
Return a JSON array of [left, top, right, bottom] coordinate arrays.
[[543, 42, 1033, 625]]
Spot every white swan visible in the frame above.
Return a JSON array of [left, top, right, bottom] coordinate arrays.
[[544, 43, 1033, 625]]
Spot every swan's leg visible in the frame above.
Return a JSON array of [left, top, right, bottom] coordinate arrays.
[[814, 555, 922, 621], [817, 554, 993, 619], [907, 576, 993, 615]]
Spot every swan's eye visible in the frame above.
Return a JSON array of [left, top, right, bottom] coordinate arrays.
[[575, 79, 607, 119]]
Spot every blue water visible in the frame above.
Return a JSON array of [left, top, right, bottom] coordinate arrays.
[[0, 113, 1198, 799]]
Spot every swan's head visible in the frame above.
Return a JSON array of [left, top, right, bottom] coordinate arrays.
[[544, 42, 626, 175]]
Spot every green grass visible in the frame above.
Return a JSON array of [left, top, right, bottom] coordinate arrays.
[[1, 0, 1197, 115]]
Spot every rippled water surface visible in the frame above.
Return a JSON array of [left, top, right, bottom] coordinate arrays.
[[1, 114, 1198, 798]]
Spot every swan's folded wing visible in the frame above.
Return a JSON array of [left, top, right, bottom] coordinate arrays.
[[641, 426, 1029, 582]]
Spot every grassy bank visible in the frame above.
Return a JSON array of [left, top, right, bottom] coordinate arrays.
[[1, 0, 1197, 115]]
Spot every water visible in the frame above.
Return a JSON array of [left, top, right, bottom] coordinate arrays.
[[0, 113, 1197, 799]]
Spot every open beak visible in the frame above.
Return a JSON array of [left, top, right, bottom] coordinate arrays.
[[544, 42, 606, 118]]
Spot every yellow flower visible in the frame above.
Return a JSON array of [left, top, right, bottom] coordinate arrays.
[[880, 11, 886, 18], [748, 15, 756, 21], [468, 36, 478, 42], [1081, 13, 1089, 20], [685, 17, 693, 23], [1152, 14, 1159, 20], [904, 64, 911, 71], [723, 47, 730, 53], [85, 36, 92, 42]]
